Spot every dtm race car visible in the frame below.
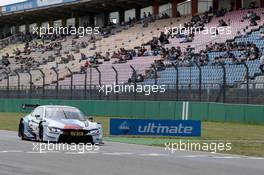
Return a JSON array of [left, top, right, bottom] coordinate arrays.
[[18, 105, 103, 144]]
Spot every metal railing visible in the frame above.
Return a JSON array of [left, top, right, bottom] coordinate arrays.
[[0, 62, 263, 104]]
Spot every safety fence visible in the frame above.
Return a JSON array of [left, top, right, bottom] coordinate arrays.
[[0, 98, 263, 124]]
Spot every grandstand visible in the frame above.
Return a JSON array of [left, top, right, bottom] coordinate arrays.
[[0, 0, 264, 104]]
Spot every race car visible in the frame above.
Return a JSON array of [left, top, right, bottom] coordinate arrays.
[[18, 105, 103, 144]]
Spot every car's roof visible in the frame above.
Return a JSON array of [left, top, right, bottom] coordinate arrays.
[[38, 105, 78, 109]]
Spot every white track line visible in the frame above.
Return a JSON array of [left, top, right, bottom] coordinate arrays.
[[103, 152, 134, 156], [0, 149, 263, 160], [139, 153, 169, 157], [0, 150, 23, 153]]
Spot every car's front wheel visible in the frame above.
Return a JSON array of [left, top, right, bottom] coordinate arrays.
[[18, 121, 25, 140], [39, 125, 44, 142]]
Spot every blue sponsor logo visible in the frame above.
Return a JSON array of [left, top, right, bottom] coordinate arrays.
[[118, 121, 131, 134], [110, 119, 201, 137]]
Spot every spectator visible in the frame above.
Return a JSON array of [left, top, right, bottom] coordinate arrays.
[[104, 52, 110, 61], [143, 12, 147, 19], [1, 57, 10, 67], [250, 18, 258, 26], [80, 53, 87, 61], [208, 6, 213, 13], [176, 11, 181, 17], [159, 32, 169, 45], [215, 8, 226, 17], [260, 30, 264, 39], [148, 12, 152, 18], [260, 54, 264, 73], [249, 1, 257, 9], [219, 19, 228, 27], [244, 11, 253, 19]]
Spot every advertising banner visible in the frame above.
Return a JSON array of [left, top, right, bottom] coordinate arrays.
[[5, 0, 36, 13], [110, 119, 201, 137], [63, 0, 78, 3], [37, 0, 63, 7], [2, 0, 78, 13]]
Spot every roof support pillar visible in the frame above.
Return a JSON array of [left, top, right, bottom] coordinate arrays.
[[213, 0, 219, 11], [25, 23, 30, 34], [119, 9, 125, 24], [62, 17, 67, 27], [75, 16, 80, 28], [191, 0, 198, 16], [15, 25, 19, 34], [261, 0, 264, 7], [235, 0, 242, 10], [103, 11, 110, 27], [48, 20, 54, 27], [135, 8, 141, 20], [89, 14, 95, 26], [172, 0, 178, 17], [153, 1, 159, 16]]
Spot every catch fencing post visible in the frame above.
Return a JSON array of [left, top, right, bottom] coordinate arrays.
[[26, 70, 33, 98], [3, 71, 9, 98], [95, 67, 102, 100], [68, 68, 73, 99], [221, 65, 226, 103], [130, 65, 137, 100], [52, 68, 59, 99], [95, 67, 102, 86], [242, 62, 249, 104], [194, 61, 202, 101], [38, 69, 45, 98], [84, 69, 88, 99], [172, 63, 179, 100], [15, 70, 20, 98], [112, 66, 118, 85]]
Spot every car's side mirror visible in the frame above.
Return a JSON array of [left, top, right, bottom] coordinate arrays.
[[88, 117, 93, 122]]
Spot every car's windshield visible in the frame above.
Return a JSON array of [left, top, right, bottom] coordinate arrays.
[[45, 107, 86, 121]]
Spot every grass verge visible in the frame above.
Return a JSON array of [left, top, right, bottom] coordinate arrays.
[[0, 112, 263, 157]]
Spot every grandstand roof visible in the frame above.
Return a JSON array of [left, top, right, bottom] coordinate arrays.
[[0, 0, 174, 26]]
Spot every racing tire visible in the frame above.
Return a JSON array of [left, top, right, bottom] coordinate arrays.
[[39, 125, 44, 142], [18, 121, 25, 140]]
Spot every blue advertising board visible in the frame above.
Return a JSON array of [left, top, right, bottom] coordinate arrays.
[[110, 119, 201, 137]]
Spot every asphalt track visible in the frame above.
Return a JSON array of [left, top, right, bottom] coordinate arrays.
[[0, 130, 264, 175]]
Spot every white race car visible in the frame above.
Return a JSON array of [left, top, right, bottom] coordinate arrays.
[[18, 105, 103, 144]]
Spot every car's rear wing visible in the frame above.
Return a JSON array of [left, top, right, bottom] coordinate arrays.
[[22, 104, 40, 110]]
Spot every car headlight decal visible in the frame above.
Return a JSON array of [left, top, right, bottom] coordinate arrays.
[[89, 129, 100, 135], [48, 127, 62, 133]]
